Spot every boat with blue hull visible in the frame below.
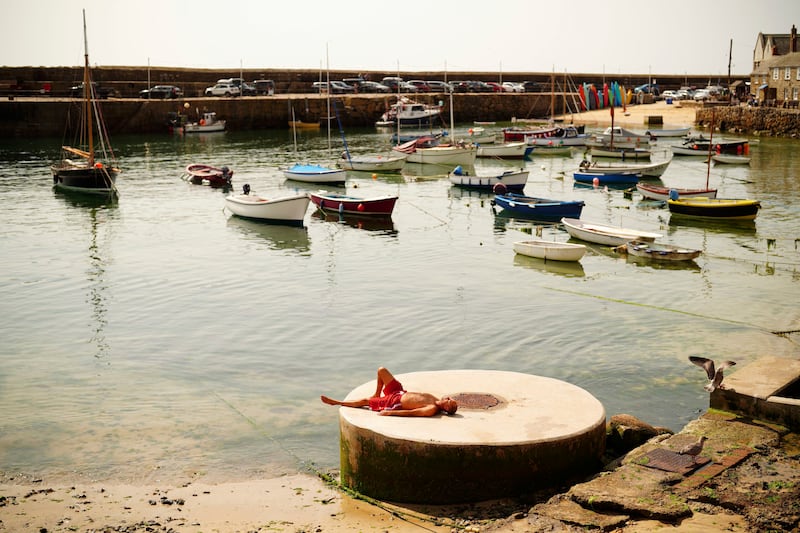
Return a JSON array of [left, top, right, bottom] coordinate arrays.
[[573, 171, 640, 185], [492, 193, 584, 221]]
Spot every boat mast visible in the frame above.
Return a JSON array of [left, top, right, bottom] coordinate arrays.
[[706, 110, 715, 189], [82, 9, 94, 165], [727, 38, 733, 104], [550, 66, 555, 122]]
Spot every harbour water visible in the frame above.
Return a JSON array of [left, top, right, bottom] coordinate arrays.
[[0, 126, 798, 485]]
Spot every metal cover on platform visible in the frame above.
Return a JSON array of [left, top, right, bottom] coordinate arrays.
[[642, 448, 711, 474]]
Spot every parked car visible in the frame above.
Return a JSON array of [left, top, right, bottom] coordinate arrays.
[[381, 77, 404, 91], [485, 82, 505, 92], [312, 81, 354, 94], [449, 81, 470, 93], [659, 90, 678, 101], [217, 77, 255, 95], [693, 89, 711, 101], [406, 80, 431, 92], [425, 80, 452, 93], [634, 83, 659, 95], [330, 80, 355, 93], [502, 82, 524, 93], [253, 79, 275, 96], [205, 83, 241, 97], [522, 81, 541, 92], [466, 81, 493, 93], [139, 85, 183, 99], [358, 81, 391, 93], [70, 82, 113, 99]]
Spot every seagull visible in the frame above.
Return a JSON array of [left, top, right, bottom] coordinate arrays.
[[678, 436, 707, 462], [689, 356, 736, 392]]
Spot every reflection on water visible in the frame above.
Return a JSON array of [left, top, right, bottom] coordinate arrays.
[[226, 216, 311, 253], [668, 214, 758, 234], [513, 253, 586, 278], [54, 190, 117, 360], [310, 209, 397, 234], [623, 253, 702, 272]]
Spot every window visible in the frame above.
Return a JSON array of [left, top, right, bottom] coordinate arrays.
[[773, 68, 779, 80], [797, 68, 800, 81], [794, 87, 799, 100], [785, 67, 792, 80]]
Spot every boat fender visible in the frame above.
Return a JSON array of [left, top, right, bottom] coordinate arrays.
[[668, 189, 679, 201], [243, 183, 251, 195], [453, 165, 464, 176], [199, 119, 206, 126], [338, 203, 344, 214]]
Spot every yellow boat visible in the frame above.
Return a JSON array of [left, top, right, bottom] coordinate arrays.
[[667, 197, 761, 220]]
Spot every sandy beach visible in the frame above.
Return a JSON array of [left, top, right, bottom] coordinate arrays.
[[0, 472, 463, 532], [556, 98, 699, 129], [0, 100, 708, 533]]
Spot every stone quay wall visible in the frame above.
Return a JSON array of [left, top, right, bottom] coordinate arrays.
[[697, 105, 800, 137], [0, 93, 564, 138]]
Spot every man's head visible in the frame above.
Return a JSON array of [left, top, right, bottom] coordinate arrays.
[[438, 397, 458, 415]]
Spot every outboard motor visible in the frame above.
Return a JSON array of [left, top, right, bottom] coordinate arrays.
[[221, 166, 231, 178], [242, 183, 251, 195]]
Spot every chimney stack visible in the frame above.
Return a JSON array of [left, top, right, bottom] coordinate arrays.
[[792, 24, 797, 53]]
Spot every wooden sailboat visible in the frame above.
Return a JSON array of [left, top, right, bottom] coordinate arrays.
[[51, 10, 120, 196], [667, 110, 760, 220], [283, 47, 346, 184]]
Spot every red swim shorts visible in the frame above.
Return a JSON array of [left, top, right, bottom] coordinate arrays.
[[368, 379, 405, 411]]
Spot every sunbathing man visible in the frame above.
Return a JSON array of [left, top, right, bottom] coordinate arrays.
[[321, 367, 458, 417]]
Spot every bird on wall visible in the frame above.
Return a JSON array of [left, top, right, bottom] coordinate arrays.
[[690, 356, 736, 392]]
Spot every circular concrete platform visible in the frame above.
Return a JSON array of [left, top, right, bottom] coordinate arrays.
[[338, 370, 606, 504]]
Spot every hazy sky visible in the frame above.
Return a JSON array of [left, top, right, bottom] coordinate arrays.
[[2, 1, 798, 76]]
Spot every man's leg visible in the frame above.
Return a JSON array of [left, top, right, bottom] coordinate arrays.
[[373, 367, 396, 398], [320, 395, 370, 408], [320, 367, 397, 408]]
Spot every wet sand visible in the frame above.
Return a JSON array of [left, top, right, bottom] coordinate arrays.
[[0, 473, 457, 532]]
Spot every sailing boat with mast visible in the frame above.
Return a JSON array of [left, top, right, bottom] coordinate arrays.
[[667, 110, 760, 220], [283, 46, 347, 184], [51, 10, 120, 196]]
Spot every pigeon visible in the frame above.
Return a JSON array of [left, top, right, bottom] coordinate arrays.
[[678, 436, 707, 462], [689, 356, 736, 392]]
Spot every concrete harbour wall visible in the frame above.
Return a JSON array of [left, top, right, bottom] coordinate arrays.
[[0, 93, 562, 138], [697, 105, 800, 137]]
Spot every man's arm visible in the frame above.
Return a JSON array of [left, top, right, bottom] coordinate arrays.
[[379, 405, 439, 417]]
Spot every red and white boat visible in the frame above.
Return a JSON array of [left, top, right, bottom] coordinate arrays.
[[309, 191, 398, 217], [636, 182, 718, 201], [183, 163, 233, 187]]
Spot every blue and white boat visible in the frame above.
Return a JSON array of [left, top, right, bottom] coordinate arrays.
[[283, 163, 347, 184], [492, 193, 584, 221]]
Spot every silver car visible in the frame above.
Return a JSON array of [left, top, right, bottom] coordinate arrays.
[[204, 83, 241, 97]]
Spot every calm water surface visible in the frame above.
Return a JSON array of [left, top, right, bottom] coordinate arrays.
[[0, 125, 798, 484]]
